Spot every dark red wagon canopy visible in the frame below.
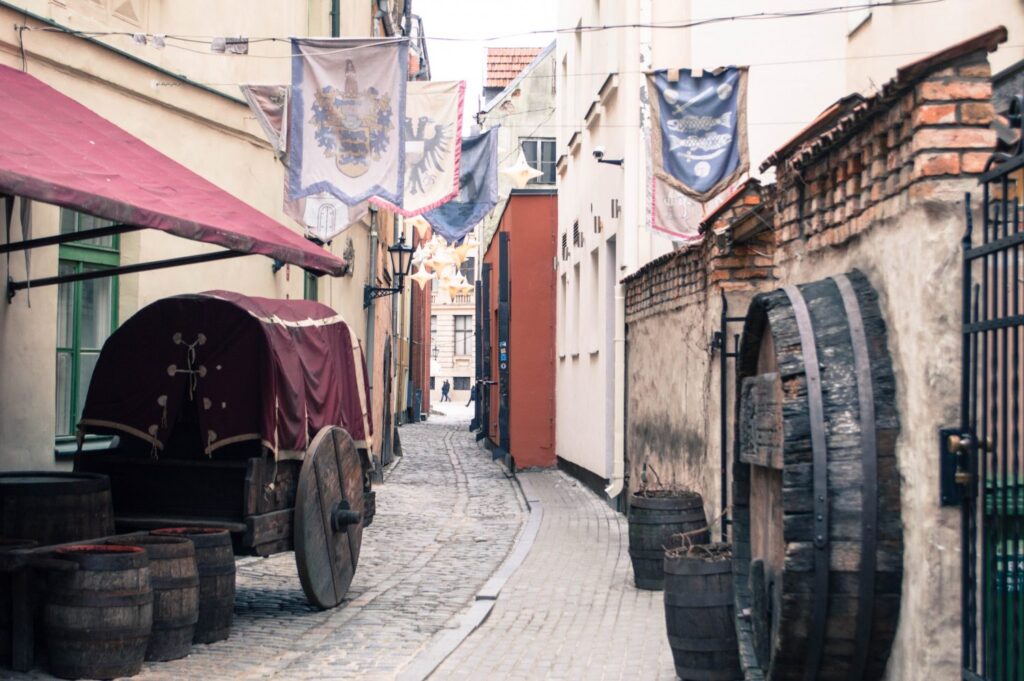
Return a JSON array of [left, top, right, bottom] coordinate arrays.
[[79, 291, 372, 458], [0, 64, 345, 276]]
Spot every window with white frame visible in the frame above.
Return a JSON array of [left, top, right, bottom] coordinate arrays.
[[521, 138, 556, 185], [454, 315, 472, 356]]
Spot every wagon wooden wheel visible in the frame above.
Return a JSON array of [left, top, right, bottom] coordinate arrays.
[[294, 426, 365, 609]]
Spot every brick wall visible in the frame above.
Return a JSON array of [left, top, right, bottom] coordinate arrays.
[[773, 50, 995, 255]]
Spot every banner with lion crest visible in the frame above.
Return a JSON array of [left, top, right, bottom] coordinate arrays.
[[371, 80, 465, 217], [289, 38, 408, 207]]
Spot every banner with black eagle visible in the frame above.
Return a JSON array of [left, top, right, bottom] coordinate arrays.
[[371, 80, 465, 216], [288, 38, 408, 208], [648, 66, 748, 203]]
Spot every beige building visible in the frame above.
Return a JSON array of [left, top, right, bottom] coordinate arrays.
[[0, 0, 423, 471], [429, 225, 478, 405], [555, 0, 1024, 497]]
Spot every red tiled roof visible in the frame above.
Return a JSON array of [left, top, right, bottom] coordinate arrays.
[[485, 47, 543, 88]]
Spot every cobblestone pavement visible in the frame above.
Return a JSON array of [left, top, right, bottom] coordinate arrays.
[[433, 470, 676, 681], [7, 412, 525, 681]]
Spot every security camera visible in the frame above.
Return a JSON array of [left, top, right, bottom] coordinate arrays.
[[593, 146, 606, 160]]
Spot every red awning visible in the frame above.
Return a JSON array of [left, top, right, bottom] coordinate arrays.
[[0, 64, 345, 276]]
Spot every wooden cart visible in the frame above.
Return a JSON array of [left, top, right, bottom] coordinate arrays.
[[72, 291, 376, 609]]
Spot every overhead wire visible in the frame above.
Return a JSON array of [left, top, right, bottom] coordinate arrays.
[[19, 0, 945, 55]]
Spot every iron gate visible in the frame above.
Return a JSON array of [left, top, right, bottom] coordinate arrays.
[[960, 100, 1024, 681]]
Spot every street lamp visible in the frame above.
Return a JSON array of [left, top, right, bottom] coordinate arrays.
[[364, 235, 415, 308], [431, 345, 439, 360]]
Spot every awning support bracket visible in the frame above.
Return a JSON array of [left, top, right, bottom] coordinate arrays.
[[0, 223, 145, 254], [7, 249, 250, 302]]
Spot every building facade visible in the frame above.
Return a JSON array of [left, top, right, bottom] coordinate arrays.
[[555, 0, 1024, 502], [0, 0, 425, 471], [429, 236, 478, 406]]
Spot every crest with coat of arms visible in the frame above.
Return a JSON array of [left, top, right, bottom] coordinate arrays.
[[310, 59, 394, 178]]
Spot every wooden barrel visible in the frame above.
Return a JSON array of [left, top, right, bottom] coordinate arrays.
[[733, 270, 901, 681], [43, 545, 153, 680], [628, 491, 709, 590], [0, 473, 114, 545], [0, 539, 36, 668], [664, 544, 741, 681], [152, 528, 235, 644], [108, 536, 199, 661]]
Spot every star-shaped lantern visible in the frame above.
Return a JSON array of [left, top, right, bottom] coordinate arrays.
[[501, 152, 543, 189]]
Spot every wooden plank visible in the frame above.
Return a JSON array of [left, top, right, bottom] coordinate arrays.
[[243, 509, 293, 548]]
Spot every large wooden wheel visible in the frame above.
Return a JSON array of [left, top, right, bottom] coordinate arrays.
[[294, 426, 365, 609]]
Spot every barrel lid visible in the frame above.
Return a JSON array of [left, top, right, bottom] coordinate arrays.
[[630, 489, 705, 511], [0, 472, 110, 495], [108, 535, 195, 559], [151, 526, 232, 549], [54, 544, 148, 570]]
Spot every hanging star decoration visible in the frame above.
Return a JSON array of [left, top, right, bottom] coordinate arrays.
[[410, 265, 434, 288], [408, 215, 432, 241], [500, 152, 543, 189]]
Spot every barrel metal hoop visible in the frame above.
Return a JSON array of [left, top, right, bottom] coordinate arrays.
[[782, 284, 829, 681], [833, 274, 878, 681], [664, 589, 734, 608], [668, 634, 738, 652]]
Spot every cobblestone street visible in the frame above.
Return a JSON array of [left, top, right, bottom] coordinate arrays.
[[7, 407, 678, 680]]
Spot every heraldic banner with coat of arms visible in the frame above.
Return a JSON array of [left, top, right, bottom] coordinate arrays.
[[648, 66, 748, 203], [371, 80, 465, 217], [289, 38, 408, 207]]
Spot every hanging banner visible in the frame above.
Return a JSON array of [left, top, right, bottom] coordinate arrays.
[[240, 84, 289, 154], [650, 175, 703, 243], [288, 38, 408, 207], [648, 66, 748, 202], [423, 127, 499, 243], [371, 80, 465, 217]]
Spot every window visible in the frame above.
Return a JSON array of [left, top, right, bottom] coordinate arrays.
[[430, 376, 435, 390], [453, 377, 470, 390], [303, 271, 319, 301], [454, 315, 472, 356], [459, 256, 476, 285], [56, 209, 119, 440], [521, 138, 556, 185]]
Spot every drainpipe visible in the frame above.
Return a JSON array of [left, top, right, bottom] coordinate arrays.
[[366, 207, 378, 394], [330, 0, 340, 37], [605, 283, 626, 501]]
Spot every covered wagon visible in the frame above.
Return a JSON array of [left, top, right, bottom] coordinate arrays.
[[74, 291, 374, 608]]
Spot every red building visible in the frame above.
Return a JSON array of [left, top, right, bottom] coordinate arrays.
[[479, 189, 556, 469], [409, 230, 432, 421]]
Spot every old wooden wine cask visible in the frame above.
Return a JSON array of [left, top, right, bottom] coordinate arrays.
[[733, 271, 901, 681], [664, 544, 742, 681], [152, 527, 235, 644], [628, 490, 709, 590], [0, 539, 36, 668], [0, 473, 114, 545], [108, 535, 199, 661], [43, 545, 153, 680]]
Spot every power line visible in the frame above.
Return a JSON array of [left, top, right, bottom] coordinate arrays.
[[20, 0, 944, 55]]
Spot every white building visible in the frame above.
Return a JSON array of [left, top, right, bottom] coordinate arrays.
[[555, 0, 1024, 500]]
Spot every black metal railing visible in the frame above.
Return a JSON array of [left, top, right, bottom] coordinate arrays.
[[962, 98, 1024, 681]]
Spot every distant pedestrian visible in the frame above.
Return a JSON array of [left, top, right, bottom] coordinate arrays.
[[441, 379, 451, 402], [466, 383, 477, 407]]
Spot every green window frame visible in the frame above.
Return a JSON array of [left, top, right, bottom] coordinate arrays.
[[304, 270, 319, 301], [55, 210, 119, 443]]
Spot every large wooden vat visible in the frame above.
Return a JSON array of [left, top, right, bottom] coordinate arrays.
[[733, 271, 902, 681]]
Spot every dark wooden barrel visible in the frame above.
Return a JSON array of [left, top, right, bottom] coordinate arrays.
[[0, 539, 36, 668], [108, 535, 199, 661], [43, 545, 153, 680], [628, 490, 709, 590], [0, 473, 114, 545], [664, 544, 741, 681], [733, 270, 901, 681], [152, 528, 235, 644]]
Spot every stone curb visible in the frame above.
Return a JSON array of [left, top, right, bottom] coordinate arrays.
[[395, 466, 543, 681]]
